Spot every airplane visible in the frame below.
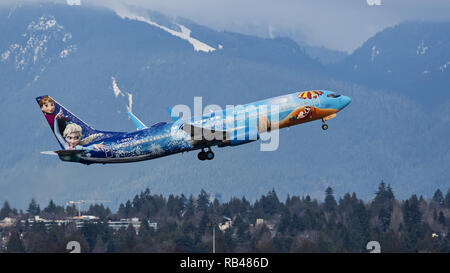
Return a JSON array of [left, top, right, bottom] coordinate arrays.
[[36, 90, 351, 164]]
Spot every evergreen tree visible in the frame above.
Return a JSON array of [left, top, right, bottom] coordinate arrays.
[[402, 195, 426, 251], [272, 235, 293, 253], [46, 224, 66, 252], [386, 184, 395, 200], [81, 222, 102, 251], [0, 201, 13, 219], [6, 231, 25, 253], [167, 194, 184, 217], [92, 236, 107, 253], [349, 199, 370, 251], [43, 200, 57, 214], [260, 189, 280, 216], [285, 194, 292, 207], [224, 228, 235, 252], [198, 213, 210, 235], [117, 203, 126, 218], [438, 211, 446, 227], [432, 189, 444, 205], [87, 204, 111, 220], [277, 210, 291, 234], [290, 213, 304, 234], [197, 189, 210, 212], [372, 181, 395, 232], [378, 207, 391, 232], [27, 199, 40, 216], [444, 189, 450, 209], [139, 218, 151, 238], [324, 187, 337, 212], [125, 224, 137, 252], [106, 239, 117, 253], [377, 181, 386, 196], [403, 195, 422, 229], [66, 204, 77, 217], [185, 196, 196, 218], [234, 215, 250, 242], [124, 200, 133, 218]]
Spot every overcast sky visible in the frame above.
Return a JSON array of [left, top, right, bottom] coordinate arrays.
[[3, 0, 450, 52]]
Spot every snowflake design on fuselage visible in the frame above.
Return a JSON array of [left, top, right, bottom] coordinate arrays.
[[168, 123, 193, 149], [149, 144, 164, 156]]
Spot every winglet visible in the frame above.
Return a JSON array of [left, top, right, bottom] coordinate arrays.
[[166, 107, 179, 122], [127, 112, 148, 130]]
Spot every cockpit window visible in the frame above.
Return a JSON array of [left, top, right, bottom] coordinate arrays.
[[327, 93, 341, 98]]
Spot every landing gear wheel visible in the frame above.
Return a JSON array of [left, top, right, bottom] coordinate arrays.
[[322, 124, 328, 130], [198, 151, 207, 161], [206, 151, 215, 160]]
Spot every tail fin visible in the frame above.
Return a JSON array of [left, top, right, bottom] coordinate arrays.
[[36, 95, 104, 150]]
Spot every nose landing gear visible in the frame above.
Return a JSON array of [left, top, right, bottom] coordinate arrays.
[[198, 147, 215, 161], [321, 113, 336, 131]]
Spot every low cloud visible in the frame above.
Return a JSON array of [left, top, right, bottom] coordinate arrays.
[[66, 0, 80, 6], [2, 0, 450, 52]]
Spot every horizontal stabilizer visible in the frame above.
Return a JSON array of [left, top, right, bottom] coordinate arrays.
[[41, 149, 86, 157], [127, 112, 148, 130], [40, 151, 58, 156], [54, 149, 86, 156]]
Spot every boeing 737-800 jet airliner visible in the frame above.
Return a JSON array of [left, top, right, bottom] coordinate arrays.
[[36, 90, 351, 164]]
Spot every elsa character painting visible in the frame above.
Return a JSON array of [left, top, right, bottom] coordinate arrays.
[[63, 123, 103, 150]]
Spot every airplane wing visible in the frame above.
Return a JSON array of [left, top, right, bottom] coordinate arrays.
[[181, 122, 249, 147], [127, 112, 148, 130], [181, 123, 229, 146]]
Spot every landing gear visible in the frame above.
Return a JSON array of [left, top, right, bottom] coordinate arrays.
[[198, 151, 206, 160], [198, 148, 215, 161], [322, 123, 328, 130], [206, 150, 215, 160]]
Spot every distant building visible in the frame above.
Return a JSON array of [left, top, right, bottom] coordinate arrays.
[[219, 216, 233, 231], [72, 215, 99, 221], [0, 217, 16, 228], [17, 216, 157, 235], [219, 221, 232, 231], [107, 218, 157, 234], [21, 216, 73, 229], [256, 218, 264, 225]]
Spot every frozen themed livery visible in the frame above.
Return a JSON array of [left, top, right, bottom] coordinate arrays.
[[36, 90, 351, 164]]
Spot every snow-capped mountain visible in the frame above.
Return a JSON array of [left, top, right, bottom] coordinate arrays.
[[0, 3, 449, 209], [335, 21, 450, 102], [1, 14, 76, 82]]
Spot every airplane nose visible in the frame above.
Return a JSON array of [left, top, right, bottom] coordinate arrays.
[[341, 96, 352, 109]]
